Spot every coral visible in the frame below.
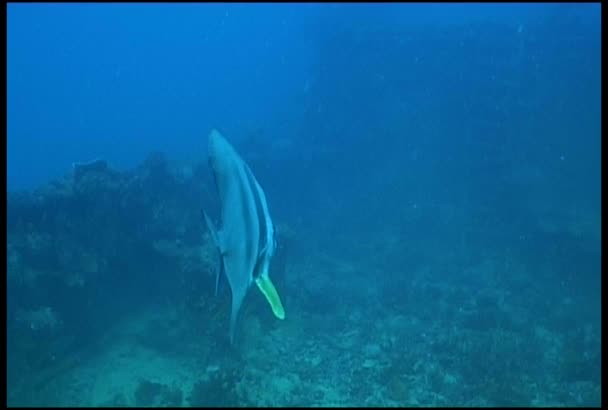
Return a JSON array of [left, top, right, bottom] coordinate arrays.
[[558, 328, 601, 385], [485, 378, 530, 407], [188, 367, 243, 407], [160, 387, 183, 407], [72, 159, 109, 183], [99, 392, 128, 407], [7, 242, 23, 283], [386, 375, 410, 404], [15, 306, 62, 332], [134, 379, 182, 407], [134, 380, 163, 406]]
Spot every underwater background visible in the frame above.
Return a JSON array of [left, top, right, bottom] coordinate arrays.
[[6, 3, 601, 407]]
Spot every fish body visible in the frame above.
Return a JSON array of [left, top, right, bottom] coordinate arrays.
[[203, 129, 284, 344]]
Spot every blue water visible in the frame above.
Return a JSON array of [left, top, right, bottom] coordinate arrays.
[[7, 3, 601, 407]]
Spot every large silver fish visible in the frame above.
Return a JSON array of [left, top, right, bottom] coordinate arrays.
[[203, 129, 285, 344]]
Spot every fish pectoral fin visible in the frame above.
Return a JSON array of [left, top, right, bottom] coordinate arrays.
[[203, 209, 225, 296], [255, 276, 285, 320], [258, 241, 269, 257]]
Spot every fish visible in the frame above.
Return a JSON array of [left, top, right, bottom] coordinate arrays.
[[203, 128, 285, 344]]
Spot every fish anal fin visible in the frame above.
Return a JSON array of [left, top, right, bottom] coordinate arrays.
[[255, 276, 285, 320]]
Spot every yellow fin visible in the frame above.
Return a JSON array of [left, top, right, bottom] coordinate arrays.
[[255, 276, 285, 320]]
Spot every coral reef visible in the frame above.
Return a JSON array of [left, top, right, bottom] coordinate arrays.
[[6, 142, 599, 408]]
